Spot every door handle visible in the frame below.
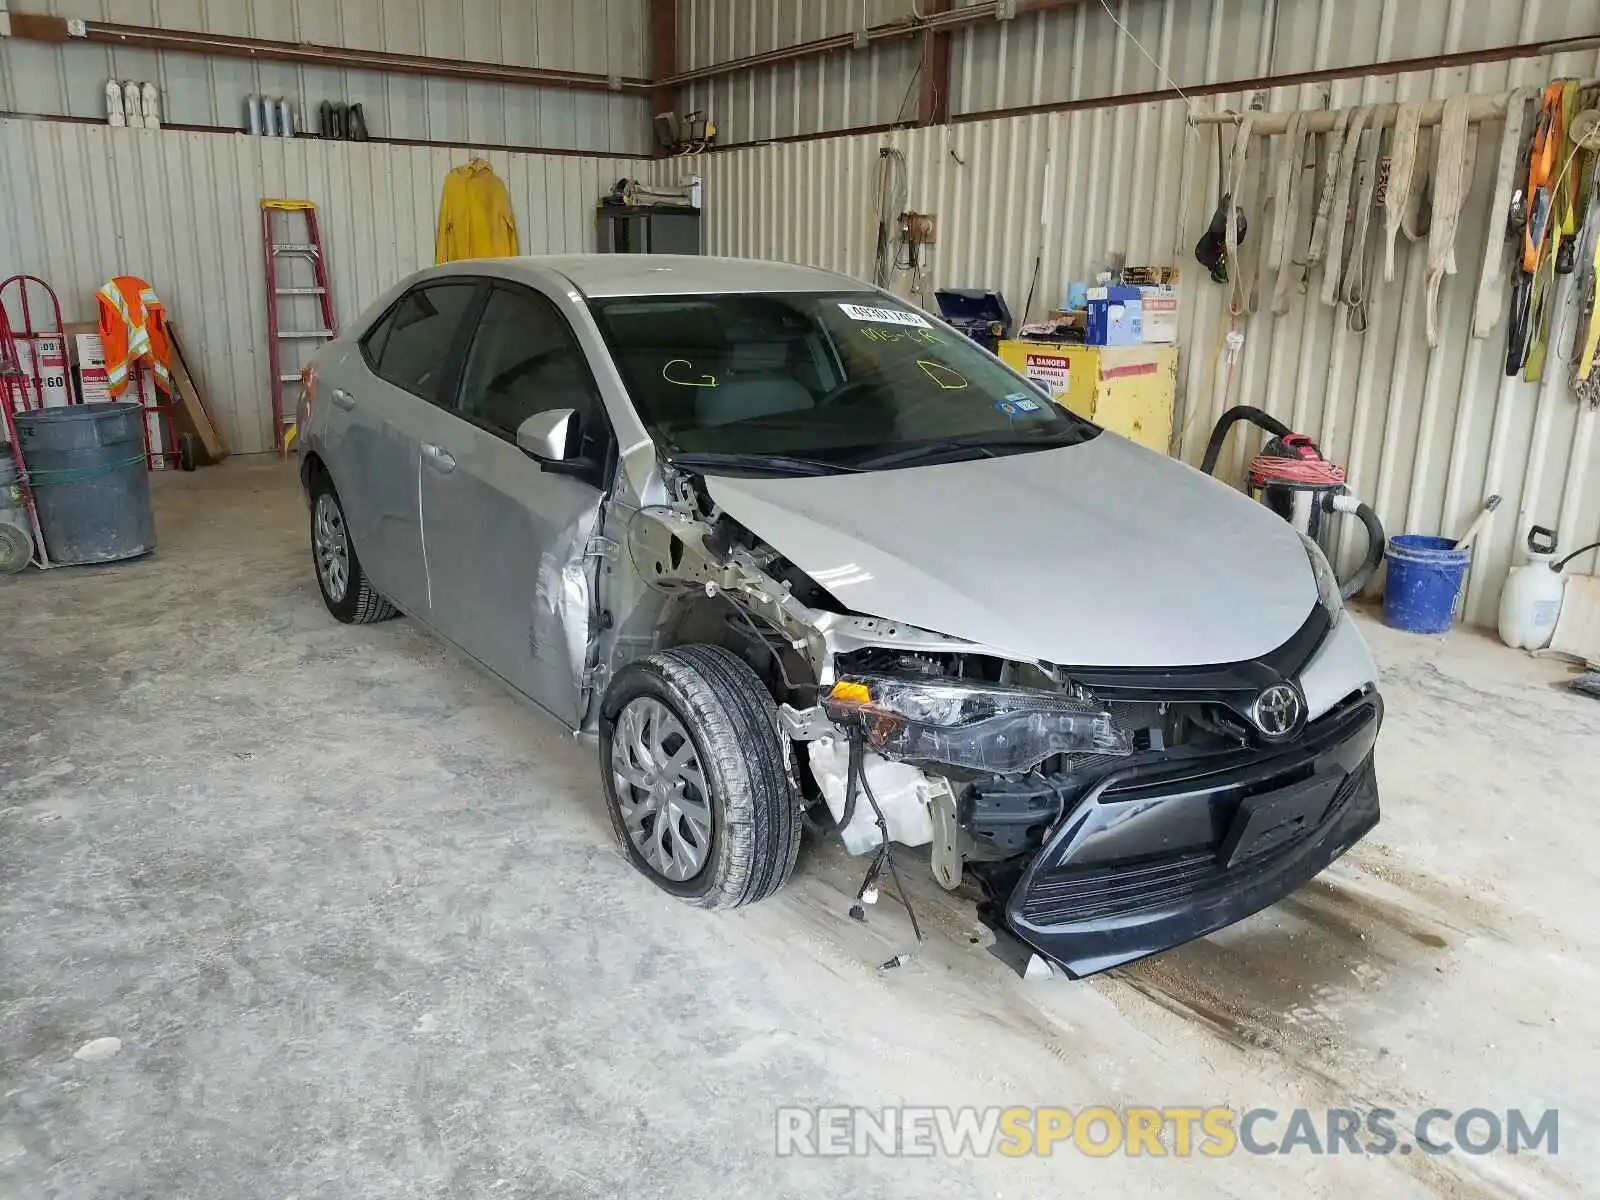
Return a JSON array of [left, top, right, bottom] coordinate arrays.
[[420, 442, 457, 474], [329, 388, 356, 411]]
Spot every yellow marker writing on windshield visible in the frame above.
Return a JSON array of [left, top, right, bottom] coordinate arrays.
[[662, 359, 718, 387], [917, 360, 968, 389]]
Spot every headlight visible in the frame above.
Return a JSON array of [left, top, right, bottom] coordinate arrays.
[[823, 674, 1132, 775], [1299, 531, 1342, 614]]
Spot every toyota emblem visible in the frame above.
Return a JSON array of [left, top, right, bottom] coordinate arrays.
[[1252, 683, 1305, 739]]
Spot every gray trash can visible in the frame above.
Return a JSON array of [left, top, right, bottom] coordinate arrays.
[[15, 402, 155, 565]]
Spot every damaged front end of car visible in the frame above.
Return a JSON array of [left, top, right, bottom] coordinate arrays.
[[588, 459, 1381, 979]]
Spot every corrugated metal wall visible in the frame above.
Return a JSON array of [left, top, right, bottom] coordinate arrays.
[[675, 0, 1597, 145], [0, 0, 650, 153], [677, 0, 924, 143], [658, 34, 1600, 626], [0, 119, 632, 453]]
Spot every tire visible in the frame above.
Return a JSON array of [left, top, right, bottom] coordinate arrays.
[[308, 474, 397, 624], [599, 644, 802, 909], [178, 431, 198, 472], [0, 519, 32, 573]]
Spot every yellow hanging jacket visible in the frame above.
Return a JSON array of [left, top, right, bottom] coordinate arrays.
[[435, 159, 519, 263]]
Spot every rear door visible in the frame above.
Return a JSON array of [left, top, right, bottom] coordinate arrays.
[[323, 280, 480, 616], [415, 281, 614, 726]]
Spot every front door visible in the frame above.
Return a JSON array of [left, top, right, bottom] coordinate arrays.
[[418, 282, 613, 726], [328, 279, 479, 616]]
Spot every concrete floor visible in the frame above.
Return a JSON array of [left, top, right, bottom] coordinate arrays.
[[1, 458, 1594, 1199]]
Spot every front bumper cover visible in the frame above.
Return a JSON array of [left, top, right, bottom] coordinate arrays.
[[1004, 691, 1382, 978]]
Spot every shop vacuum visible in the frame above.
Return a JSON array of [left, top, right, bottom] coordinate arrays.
[[1201, 406, 1386, 600]]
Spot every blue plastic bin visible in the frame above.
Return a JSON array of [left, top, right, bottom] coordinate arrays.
[[1383, 534, 1470, 633]]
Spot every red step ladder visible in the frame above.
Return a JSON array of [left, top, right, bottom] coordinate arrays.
[[261, 199, 336, 456]]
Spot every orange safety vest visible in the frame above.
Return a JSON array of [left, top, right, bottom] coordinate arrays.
[[96, 275, 173, 398]]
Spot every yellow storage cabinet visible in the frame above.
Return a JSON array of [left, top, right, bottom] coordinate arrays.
[[998, 340, 1177, 455]]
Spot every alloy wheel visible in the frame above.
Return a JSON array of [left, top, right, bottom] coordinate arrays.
[[611, 696, 712, 881], [312, 492, 350, 602]]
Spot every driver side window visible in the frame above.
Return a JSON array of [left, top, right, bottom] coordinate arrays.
[[454, 284, 606, 460]]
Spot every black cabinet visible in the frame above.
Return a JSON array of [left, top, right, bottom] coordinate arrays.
[[596, 204, 701, 254]]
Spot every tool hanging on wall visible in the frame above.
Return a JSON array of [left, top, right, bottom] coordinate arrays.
[[1197, 80, 1595, 341], [1194, 119, 1250, 286], [1565, 109, 1600, 405], [1524, 82, 1583, 382], [1552, 81, 1583, 276], [1472, 88, 1537, 339], [1508, 82, 1569, 377], [261, 199, 337, 456]]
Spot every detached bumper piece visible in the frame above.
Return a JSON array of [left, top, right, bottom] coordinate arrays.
[[1005, 694, 1382, 978]]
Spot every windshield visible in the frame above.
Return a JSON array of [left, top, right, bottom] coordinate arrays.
[[588, 291, 1099, 472]]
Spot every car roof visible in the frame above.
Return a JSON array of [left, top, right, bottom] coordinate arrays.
[[493, 254, 865, 298]]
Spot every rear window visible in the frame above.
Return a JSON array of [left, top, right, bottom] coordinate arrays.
[[365, 282, 478, 402]]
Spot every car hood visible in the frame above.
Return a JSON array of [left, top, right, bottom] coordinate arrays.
[[702, 434, 1320, 668]]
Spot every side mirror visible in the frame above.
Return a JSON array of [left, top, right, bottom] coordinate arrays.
[[515, 408, 575, 461]]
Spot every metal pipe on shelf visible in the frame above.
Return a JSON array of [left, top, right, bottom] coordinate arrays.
[[4, 11, 651, 94]]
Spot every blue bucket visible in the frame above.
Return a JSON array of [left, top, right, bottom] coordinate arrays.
[[1383, 534, 1470, 633]]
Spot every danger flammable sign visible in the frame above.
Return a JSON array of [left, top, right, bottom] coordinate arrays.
[[1024, 352, 1069, 400]]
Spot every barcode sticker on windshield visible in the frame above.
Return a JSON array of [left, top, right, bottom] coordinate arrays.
[[838, 303, 932, 328]]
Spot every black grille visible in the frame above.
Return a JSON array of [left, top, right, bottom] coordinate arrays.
[[1018, 757, 1376, 926]]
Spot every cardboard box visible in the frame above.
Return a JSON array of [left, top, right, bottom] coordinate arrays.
[[1138, 285, 1180, 343], [8, 335, 72, 408], [1085, 286, 1143, 346], [74, 332, 114, 404]]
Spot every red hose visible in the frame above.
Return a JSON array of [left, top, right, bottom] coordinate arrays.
[[1249, 454, 1347, 487]]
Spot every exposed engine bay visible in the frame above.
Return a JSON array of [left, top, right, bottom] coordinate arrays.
[[593, 457, 1379, 976]]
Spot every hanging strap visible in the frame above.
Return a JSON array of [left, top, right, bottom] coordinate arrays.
[[1473, 87, 1537, 338], [1271, 111, 1309, 313], [1524, 84, 1574, 380], [1267, 111, 1303, 269], [1524, 257, 1557, 380], [1306, 107, 1353, 270], [1383, 103, 1426, 282], [1577, 156, 1600, 382], [1227, 114, 1259, 316], [1322, 104, 1375, 307], [1343, 104, 1395, 322], [1554, 81, 1582, 242], [1402, 126, 1435, 243], [1425, 95, 1474, 348]]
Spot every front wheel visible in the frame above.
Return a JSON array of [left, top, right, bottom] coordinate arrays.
[[309, 476, 397, 625], [599, 645, 801, 908]]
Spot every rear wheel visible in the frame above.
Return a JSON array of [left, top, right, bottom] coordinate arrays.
[[599, 645, 801, 908], [309, 476, 396, 624]]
